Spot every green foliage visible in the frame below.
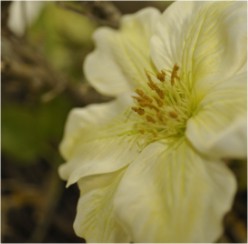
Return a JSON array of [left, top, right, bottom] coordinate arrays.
[[28, 2, 97, 81], [2, 3, 97, 166], [2, 96, 73, 165]]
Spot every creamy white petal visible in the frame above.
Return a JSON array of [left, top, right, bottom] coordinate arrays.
[[59, 94, 140, 186], [186, 72, 247, 159], [84, 8, 160, 96], [74, 170, 130, 242], [114, 141, 236, 243], [151, 1, 246, 85], [206, 116, 247, 159], [60, 94, 132, 160], [59, 135, 139, 187], [8, 2, 45, 36], [151, 1, 201, 71]]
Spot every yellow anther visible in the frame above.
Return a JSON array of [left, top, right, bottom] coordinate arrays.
[[132, 107, 145, 115], [145, 71, 165, 99], [143, 104, 159, 112], [156, 70, 166, 82], [132, 96, 144, 103], [147, 80, 158, 91], [131, 64, 187, 140], [157, 111, 165, 122], [135, 89, 146, 97], [169, 110, 178, 119], [135, 89, 153, 103], [154, 97, 163, 107], [145, 71, 154, 83], [155, 88, 165, 100], [146, 115, 156, 123], [133, 96, 152, 108], [171, 64, 180, 85]]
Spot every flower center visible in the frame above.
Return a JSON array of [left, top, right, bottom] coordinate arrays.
[[130, 64, 193, 143]]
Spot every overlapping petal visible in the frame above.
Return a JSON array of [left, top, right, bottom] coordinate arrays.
[[186, 72, 247, 159], [151, 1, 246, 87], [74, 170, 130, 242], [59, 135, 139, 187], [114, 140, 236, 242], [84, 8, 160, 96], [59, 94, 140, 186], [59, 2, 247, 243], [151, 1, 201, 71], [60, 94, 131, 160]]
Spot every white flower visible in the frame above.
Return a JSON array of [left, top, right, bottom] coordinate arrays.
[[8, 1, 44, 36], [59, 1, 247, 243]]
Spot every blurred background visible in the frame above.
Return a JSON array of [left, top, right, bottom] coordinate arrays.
[[1, 1, 246, 243]]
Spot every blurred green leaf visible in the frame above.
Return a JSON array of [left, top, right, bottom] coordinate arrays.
[[28, 2, 96, 80], [2, 2, 97, 166], [2, 96, 73, 165]]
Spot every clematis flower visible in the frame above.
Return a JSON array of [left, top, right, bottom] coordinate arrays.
[[59, 1, 247, 243]]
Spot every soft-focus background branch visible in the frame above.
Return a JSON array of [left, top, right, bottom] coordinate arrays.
[[1, 1, 246, 243]]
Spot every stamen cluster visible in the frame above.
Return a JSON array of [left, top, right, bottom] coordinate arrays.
[[131, 64, 191, 141]]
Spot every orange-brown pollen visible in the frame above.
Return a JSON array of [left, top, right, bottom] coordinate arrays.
[[131, 64, 190, 140]]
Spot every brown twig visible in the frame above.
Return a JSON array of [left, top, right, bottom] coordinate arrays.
[[2, 29, 111, 106], [28, 169, 64, 242]]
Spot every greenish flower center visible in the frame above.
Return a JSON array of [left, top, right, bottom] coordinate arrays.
[[131, 64, 194, 142]]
